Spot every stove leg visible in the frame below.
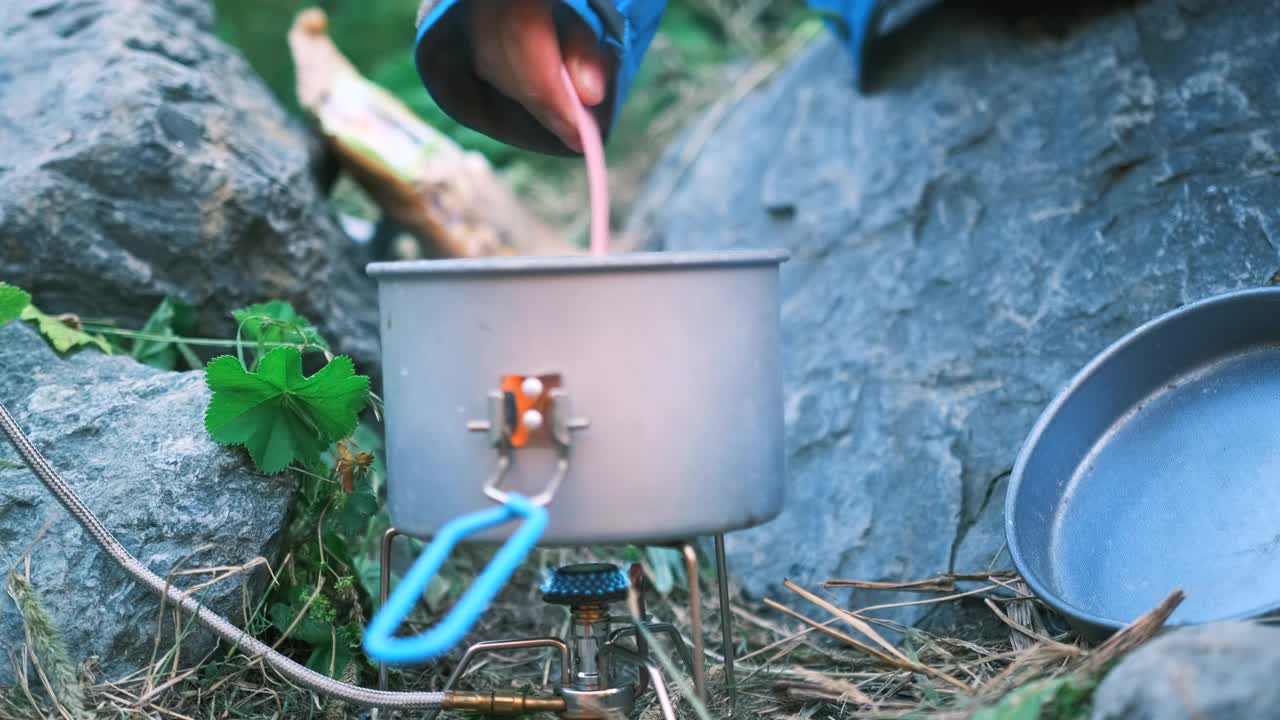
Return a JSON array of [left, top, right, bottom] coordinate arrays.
[[680, 542, 707, 703], [715, 533, 737, 716], [377, 526, 401, 693], [599, 643, 678, 720]]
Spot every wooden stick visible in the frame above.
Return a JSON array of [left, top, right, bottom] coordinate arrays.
[[982, 598, 1081, 655], [763, 598, 971, 692], [776, 668, 875, 707], [1080, 589, 1184, 675], [825, 571, 1017, 593], [856, 584, 1002, 615], [783, 579, 908, 664]]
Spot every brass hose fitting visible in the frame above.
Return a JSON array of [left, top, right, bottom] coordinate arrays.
[[443, 691, 567, 714]]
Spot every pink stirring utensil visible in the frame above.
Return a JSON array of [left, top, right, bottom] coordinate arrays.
[[560, 66, 610, 256]]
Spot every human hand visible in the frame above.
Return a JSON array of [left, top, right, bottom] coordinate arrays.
[[469, 0, 612, 152]]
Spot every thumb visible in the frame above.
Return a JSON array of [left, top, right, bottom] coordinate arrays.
[[563, 24, 610, 107]]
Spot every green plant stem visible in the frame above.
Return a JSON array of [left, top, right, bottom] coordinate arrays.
[[290, 465, 338, 485], [176, 343, 203, 369], [82, 325, 324, 354]]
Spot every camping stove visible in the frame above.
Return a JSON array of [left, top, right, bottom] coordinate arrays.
[[377, 545, 733, 718], [363, 250, 788, 718], [374, 373, 742, 717]]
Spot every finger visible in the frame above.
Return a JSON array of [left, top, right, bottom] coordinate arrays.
[[469, 0, 508, 75], [471, 0, 534, 102], [476, 0, 582, 150], [500, 0, 586, 149], [562, 18, 610, 107]]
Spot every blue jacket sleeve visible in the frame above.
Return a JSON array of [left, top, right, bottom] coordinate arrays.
[[413, 0, 667, 156]]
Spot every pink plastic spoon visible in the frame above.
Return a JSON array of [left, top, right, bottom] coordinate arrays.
[[559, 66, 609, 256]]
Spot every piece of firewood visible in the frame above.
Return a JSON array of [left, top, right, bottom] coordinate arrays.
[[287, 8, 576, 258]]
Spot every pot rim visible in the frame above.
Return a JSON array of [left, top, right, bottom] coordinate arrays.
[[366, 249, 789, 278]]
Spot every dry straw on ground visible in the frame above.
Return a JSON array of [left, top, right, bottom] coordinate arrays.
[[0, 540, 1185, 720]]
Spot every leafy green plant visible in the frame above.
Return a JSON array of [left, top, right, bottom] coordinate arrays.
[[131, 298, 199, 370], [5, 573, 86, 718], [200, 300, 383, 679], [265, 425, 384, 678], [20, 306, 113, 353], [972, 677, 1096, 720], [266, 584, 367, 677], [645, 546, 687, 595], [0, 280, 113, 353], [233, 300, 331, 356], [0, 282, 30, 328], [4, 283, 388, 681], [204, 349, 368, 474]]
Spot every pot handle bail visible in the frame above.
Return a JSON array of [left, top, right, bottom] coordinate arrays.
[[362, 493, 546, 664]]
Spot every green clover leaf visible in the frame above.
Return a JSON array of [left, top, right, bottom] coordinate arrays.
[[204, 347, 369, 474], [0, 283, 31, 328]]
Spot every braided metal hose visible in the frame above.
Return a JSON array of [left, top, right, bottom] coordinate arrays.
[[0, 400, 446, 711]]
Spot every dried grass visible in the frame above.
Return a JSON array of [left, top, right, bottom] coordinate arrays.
[[1, 547, 1185, 720]]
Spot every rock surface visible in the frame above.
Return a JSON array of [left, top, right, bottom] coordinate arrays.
[[1091, 622, 1280, 719], [0, 323, 293, 683], [628, 0, 1280, 627], [0, 0, 378, 370]]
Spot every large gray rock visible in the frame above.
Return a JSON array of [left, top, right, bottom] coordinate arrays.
[[0, 322, 293, 683], [628, 0, 1280, 628], [0, 0, 377, 370], [1091, 622, 1280, 719]]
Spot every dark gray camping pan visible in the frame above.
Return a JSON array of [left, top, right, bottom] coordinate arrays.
[[1006, 287, 1280, 639]]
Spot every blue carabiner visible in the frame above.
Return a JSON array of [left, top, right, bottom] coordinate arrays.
[[363, 493, 547, 664]]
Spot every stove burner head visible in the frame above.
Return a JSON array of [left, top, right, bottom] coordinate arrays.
[[540, 563, 630, 606]]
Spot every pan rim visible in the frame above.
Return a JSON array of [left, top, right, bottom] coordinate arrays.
[[1005, 284, 1280, 635]]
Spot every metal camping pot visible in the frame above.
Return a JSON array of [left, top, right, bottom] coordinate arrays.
[[367, 250, 788, 546]]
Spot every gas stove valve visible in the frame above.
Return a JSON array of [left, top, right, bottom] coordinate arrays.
[[541, 563, 637, 718]]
